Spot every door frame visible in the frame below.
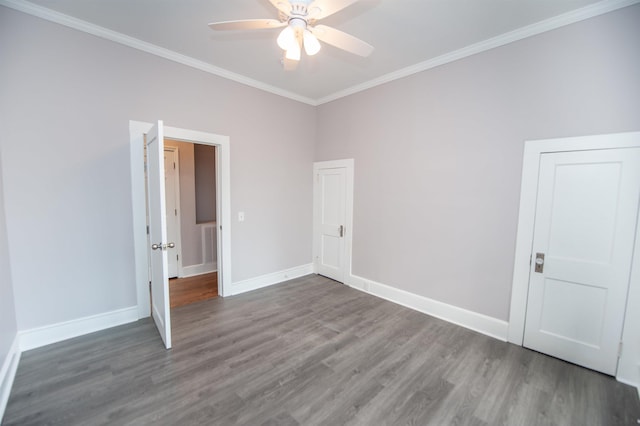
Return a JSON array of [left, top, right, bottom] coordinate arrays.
[[507, 131, 640, 383], [163, 146, 183, 278], [129, 121, 232, 318], [312, 159, 355, 282]]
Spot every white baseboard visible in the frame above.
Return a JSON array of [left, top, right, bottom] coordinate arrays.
[[0, 336, 20, 423], [19, 306, 139, 352], [181, 262, 217, 278], [347, 274, 509, 342], [231, 263, 314, 296]]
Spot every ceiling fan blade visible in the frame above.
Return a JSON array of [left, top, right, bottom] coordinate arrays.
[[208, 19, 285, 31], [311, 25, 373, 57], [310, 0, 359, 20], [268, 0, 292, 16]]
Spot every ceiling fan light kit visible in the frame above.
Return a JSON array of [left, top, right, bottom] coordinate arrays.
[[208, 0, 373, 68], [303, 29, 321, 56], [285, 40, 302, 60]]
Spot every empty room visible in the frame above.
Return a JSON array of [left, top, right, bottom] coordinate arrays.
[[1, 0, 639, 424]]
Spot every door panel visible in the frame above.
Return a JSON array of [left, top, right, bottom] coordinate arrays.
[[524, 148, 640, 375], [315, 167, 346, 282], [146, 121, 172, 349], [164, 149, 179, 278]]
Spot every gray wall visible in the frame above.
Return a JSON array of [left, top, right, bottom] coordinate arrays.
[[194, 144, 216, 224], [0, 7, 315, 330], [316, 5, 640, 321], [0, 151, 18, 378]]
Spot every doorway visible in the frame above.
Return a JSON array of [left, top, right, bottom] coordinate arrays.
[[163, 139, 219, 308], [508, 132, 640, 382], [129, 121, 232, 322]]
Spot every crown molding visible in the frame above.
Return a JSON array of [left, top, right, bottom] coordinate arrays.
[[1, 0, 637, 106], [0, 0, 318, 106], [316, 0, 640, 105]]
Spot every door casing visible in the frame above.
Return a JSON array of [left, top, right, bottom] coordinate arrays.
[[129, 121, 231, 318], [508, 131, 640, 386]]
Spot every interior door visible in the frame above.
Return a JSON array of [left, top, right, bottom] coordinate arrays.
[[314, 166, 347, 282], [146, 121, 172, 349], [164, 148, 179, 278], [523, 148, 640, 375]]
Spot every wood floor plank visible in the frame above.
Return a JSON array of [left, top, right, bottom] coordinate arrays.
[[3, 274, 639, 425], [169, 272, 218, 308]]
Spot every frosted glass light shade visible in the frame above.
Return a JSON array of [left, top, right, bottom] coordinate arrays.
[[277, 26, 296, 51], [303, 30, 321, 56], [285, 42, 301, 61]]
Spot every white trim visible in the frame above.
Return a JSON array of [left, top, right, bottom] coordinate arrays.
[[130, 121, 232, 319], [0, 336, 20, 423], [130, 121, 153, 319], [18, 307, 138, 352], [230, 264, 313, 296], [315, 0, 640, 104], [347, 274, 508, 342], [312, 159, 355, 282], [617, 161, 640, 393], [181, 263, 217, 278], [1, 0, 636, 106], [0, 0, 316, 106], [508, 132, 640, 390]]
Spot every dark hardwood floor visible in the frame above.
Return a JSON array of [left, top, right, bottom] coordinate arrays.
[[4, 275, 639, 425], [169, 272, 218, 308]]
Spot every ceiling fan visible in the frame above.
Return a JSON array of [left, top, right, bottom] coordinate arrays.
[[208, 0, 373, 69]]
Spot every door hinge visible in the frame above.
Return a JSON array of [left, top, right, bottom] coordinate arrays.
[[175, 209, 177, 216], [176, 254, 179, 261], [173, 162, 176, 169], [146, 225, 149, 235], [148, 281, 151, 289], [618, 342, 623, 358]]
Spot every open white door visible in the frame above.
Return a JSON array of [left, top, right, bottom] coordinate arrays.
[[146, 121, 172, 349], [523, 148, 640, 375]]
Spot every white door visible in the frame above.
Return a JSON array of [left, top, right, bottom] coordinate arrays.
[[313, 160, 353, 283], [164, 148, 179, 278], [146, 121, 172, 349], [524, 148, 640, 375]]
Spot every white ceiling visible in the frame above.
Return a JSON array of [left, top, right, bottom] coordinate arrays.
[[5, 0, 636, 104]]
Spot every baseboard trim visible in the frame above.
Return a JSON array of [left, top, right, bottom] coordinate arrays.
[[231, 264, 314, 296], [0, 336, 20, 423], [347, 274, 509, 342], [19, 306, 139, 352], [181, 263, 217, 278]]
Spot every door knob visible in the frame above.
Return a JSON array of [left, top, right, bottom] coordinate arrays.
[[167, 242, 175, 249], [151, 243, 161, 250], [534, 253, 545, 273]]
